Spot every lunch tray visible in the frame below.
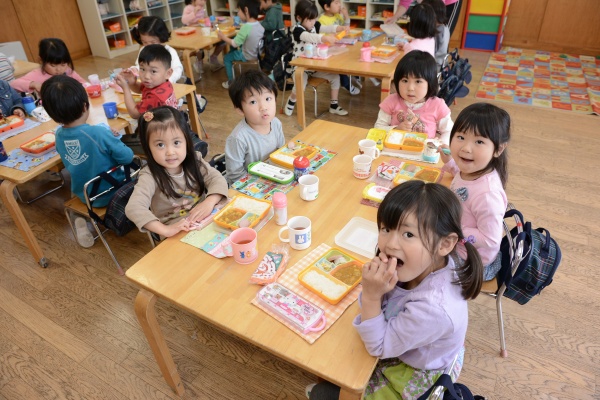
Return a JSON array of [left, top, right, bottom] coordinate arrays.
[[269, 142, 319, 169], [392, 161, 442, 186], [212, 194, 272, 230], [384, 130, 428, 152], [19, 132, 56, 156]]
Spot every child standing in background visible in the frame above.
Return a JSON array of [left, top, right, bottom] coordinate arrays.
[[218, 0, 265, 89], [401, 3, 437, 58], [375, 50, 453, 144], [422, 0, 450, 67], [0, 81, 26, 118], [317, 0, 359, 95], [182, 0, 222, 78], [386, 0, 461, 37], [40, 75, 134, 248], [11, 38, 87, 93], [260, 0, 284, 40], [438, 103, 510, 281], [284, 0, 349, 117], [131, 16, 184, 83], [125, 106, 228, 238], [307, 181, 482, 400], [225, 70, 285, 184]]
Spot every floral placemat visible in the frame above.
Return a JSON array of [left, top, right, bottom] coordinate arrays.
[[0, 148, 58, 171]]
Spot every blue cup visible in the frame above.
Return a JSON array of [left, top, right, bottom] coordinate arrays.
[[362, 29, 371, 42], [102, 102, 118, 119], [22, 96, 36, 116], [0, 141, 8, 162], [234, 16, 241, 26]]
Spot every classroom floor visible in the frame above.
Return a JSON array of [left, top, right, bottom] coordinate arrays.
[[0, 49, 598, 399]]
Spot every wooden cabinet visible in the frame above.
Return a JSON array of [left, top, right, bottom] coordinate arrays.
[[461, 0, 510, 52]]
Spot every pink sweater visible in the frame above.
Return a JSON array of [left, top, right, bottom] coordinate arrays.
[[10, 68, 87, 93], [182, 4, 207, 25], [403, 37, 435, 58], [442, 159, 507, 265]]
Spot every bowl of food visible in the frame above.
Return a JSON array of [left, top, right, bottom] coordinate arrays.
[[20, 132, 56, 155]]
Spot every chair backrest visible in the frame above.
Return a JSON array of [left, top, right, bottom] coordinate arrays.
[[0, 41, 28, 61]]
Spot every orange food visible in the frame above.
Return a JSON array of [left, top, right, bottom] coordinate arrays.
[[414, 169, 440, 182]]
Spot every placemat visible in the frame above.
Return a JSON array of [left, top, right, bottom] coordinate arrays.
[[0, 119, 43, 142], [0, 148, 58, 171], [358, 30, 384, 41], [252, 243, 361, 344]]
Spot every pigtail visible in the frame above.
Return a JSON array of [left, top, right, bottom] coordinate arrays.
[[453, 241, 483, 300]]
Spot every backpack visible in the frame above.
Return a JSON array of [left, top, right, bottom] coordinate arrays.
[[437, 51, 472, 106], [260, 28, 293, 74], [499, 209, 562, 305], [417, 373, 485, 400], [272, 50, 294, 91], [438, 74, 469, 106]]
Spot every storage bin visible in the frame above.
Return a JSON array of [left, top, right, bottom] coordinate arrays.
[[357, 5, 366, 17], [108, 38, 126, 48], [103, 21, 121, 33]]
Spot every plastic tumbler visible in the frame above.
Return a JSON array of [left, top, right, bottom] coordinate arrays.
[[102, 102, 118, 119], [22, 96, 36, 116], [0, 141, 8, 162], [229, 227, 258, 264]]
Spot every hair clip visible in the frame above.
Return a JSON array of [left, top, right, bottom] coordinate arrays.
[[460, 235, 476, 245], [143, 111, 154, 122]]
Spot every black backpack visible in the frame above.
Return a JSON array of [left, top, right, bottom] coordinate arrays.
[[438, 52, 472, 106], [260, 28, 293, 74], [417, 374, 485, 400], [498, 209, 562, 305]]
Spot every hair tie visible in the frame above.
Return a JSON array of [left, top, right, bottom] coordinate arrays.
[[460, 235, 475, 245], [143, 111, 154, 122]]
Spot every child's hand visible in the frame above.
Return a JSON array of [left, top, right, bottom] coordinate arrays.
[[111, 126, 122, 137], [341, 6, 349, 19], [217, 30, 226, 40], [335, 26, 347, 33], [165, 218, 192, 237], [187, 201, 214, 223], [321, 35, 337, 45], [115, 72, 128, 88], [13, 108, 26, 119], [438, 144, 452, 163], [397, 119, 413, 131], [361, 254, 399, 301]]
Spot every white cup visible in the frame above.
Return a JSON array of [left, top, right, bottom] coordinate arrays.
[[88, 74, 100, 85], [201, 27, 211, 36], [298, 175, 319, 201], [279, 216, 312, 250], [353, 154, 373, 179], [358, 139, 381, 159]]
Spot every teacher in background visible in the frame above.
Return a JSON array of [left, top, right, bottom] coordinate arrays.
[[385, 0, 462, 36]]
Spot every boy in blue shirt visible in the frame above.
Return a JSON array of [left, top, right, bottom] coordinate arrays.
[[41, 75, 134, 247], [217, 0, 265, 89]]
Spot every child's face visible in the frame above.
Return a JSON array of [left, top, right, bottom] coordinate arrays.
[[326, 0, 342, 15], [300, 17, 317, 30], [260, 0, 271, 10], [140, 33, 162, 46], [237, 88, 277, 132], [148, 126, 188, 175], [377, 212, 440, 289], [44, 62, 68, 76], [398, 74, 428, 104], [194, 0, 206, 7], [450, 130, 503, 180], [139, 60, 173, 89]]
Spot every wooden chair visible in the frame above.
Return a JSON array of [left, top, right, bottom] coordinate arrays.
[[480, 203, 526, 358], [280, 74, 329, 118], [231, 40, 263, 80]]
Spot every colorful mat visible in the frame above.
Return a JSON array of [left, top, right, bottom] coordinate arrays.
[[476, 47, 600, 115]]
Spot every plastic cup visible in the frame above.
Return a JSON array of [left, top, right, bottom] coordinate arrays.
[[102, 102, 118, 119], [353, 154, 373, 179], [229, 227, 258, 264], [88, 74, 100, 85]]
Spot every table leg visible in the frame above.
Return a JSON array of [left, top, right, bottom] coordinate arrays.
[[186, 90, 203, 139], [134, 289, 185, 396], [295, 67, 307, 129], [0, 180, 47, 267], [381, 76, 392, 102], [182, 49, 194, 84], [339, 388, 362, 400]]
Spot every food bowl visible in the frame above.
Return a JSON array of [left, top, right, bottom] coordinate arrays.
[[86, 84, 102, 98], [20, 132, 56, 155]]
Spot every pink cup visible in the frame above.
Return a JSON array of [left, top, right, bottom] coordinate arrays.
[[229, 227, 258, 264]]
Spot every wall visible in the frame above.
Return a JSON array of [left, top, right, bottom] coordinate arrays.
[[0, 0, 90, 61]]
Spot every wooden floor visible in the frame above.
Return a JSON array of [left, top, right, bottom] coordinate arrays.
[[1, 49, 599, 400]]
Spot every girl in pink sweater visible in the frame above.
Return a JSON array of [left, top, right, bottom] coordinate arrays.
[[401, 3, 437, 58], [10, 38, 86, 94], [438, 103, 511, 281]]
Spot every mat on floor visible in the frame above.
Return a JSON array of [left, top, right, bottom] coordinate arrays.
[[476, 47, 600, 115]]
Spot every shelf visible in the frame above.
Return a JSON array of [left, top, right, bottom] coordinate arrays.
[[105, 29, 128, 36], [168, 0, 184, 3], [344, 0, 367, 3], [101, 12, 122, 20], [126, 9, 145, 15], [148, 4, 166, 10]]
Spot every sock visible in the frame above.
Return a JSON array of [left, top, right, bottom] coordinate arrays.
[[330, 100, 339, 109], [287, 98, 296, 106]]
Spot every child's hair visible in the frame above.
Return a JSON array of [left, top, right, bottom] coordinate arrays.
[[407, 3, 437, 39], [138, 44, 172, 69], [295, 0, 319, 21], [393, 50, 438, 99], [40, 75, 88, 125], [38, 38, 75, 73], [138, 106, 207, 199], [132, 16, 171, 44], [228, 70, 278, 109], [318, 0, 334, 12], [238, 0, 261, 18], [421, 0, 448, 25], [377, 181, 483, 300], [450, 103, 511, 187]]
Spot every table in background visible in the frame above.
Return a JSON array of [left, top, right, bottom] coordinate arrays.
[[290, 36, 401, 129], [13, 59, 39, 78], [126, 120, 451, 399], [168, 20, 236, 84]]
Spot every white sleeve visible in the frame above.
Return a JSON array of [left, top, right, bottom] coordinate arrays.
[[166, 45, 184, 83], [374, 109, 396, 131], [319, 24, 338, 34], [437, 113, 453, 146]]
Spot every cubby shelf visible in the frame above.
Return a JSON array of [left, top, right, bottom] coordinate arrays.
[[461, 0, 511, 52]]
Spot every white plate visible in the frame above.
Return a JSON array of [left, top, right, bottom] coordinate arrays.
[[334, 217, 378, 259]]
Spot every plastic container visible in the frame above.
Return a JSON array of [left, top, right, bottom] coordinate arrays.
[[270, 142, 318, 168], [361, 29, 371, 41], [102, 102, 118, 119], [86, 84, 102, 98], [392, 162, 442, 186], [213, 194, 272, 230], [20, 132, 56, 155], [272, 192, 288, 226], [316, 44, 328, 58], [360, 42, 372, 61], [22, 96, 36, 116], [175, 27, 196, 35], [384, 130, 428, 152], [371, 47, 398, 59], [0, 116, 24, 133], [366, 128, 386, 150], [304, 43, 314, 58], [293, 156, 310, 181]]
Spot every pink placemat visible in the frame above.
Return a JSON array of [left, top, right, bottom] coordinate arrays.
[[251, 243, 361, 343]]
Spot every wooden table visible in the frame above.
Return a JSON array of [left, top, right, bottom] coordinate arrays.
[[167, 20, 236, 83], [126, 120, 452, 398], [290, 36, 401, 129], [12, 59, 39, 78], [0, 83, 198, 267]]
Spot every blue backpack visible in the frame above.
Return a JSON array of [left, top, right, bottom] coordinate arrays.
[[499, 209, 562, 305]]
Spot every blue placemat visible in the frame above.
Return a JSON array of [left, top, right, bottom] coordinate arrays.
[[0, 119, 43, 142], [0, 148, 58, 171], [358, 30, 384, 42]]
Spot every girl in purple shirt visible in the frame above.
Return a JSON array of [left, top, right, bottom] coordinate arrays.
[[307, 181, 483, 400]]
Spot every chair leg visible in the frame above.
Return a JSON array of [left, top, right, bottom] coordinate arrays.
[[89, 220, 124, 275], [281, 79, 288, 114], [198, 115, 208, 139], [14, 172, 65, 204], [496, 285, 508, 357], [147, 231, 156, 248], [310, 85, 318, 117]]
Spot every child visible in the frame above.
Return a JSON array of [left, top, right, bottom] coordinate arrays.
[[125, 106, 228, 238], [0, 80, 26, 118], [225, 69, 285, 184], [218, 0, 265, 89], [375, 50, 453, 144], [260, 0, 285, 40], [131, 16, 184, 83], [438, 103, 510, 281], [401, 3, 437, 58], [116, 44, 178, 120], [181, 0, 221, 77], [307, 180, 483, 400], [10, 38, 87, 93], [0, 52, 15, 82], [386, 0, 461, 37], [40, 75, 134, 247], [317, 0, 359, 95], [422, 0, 450, 67], [283, 0, 349, 117]]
